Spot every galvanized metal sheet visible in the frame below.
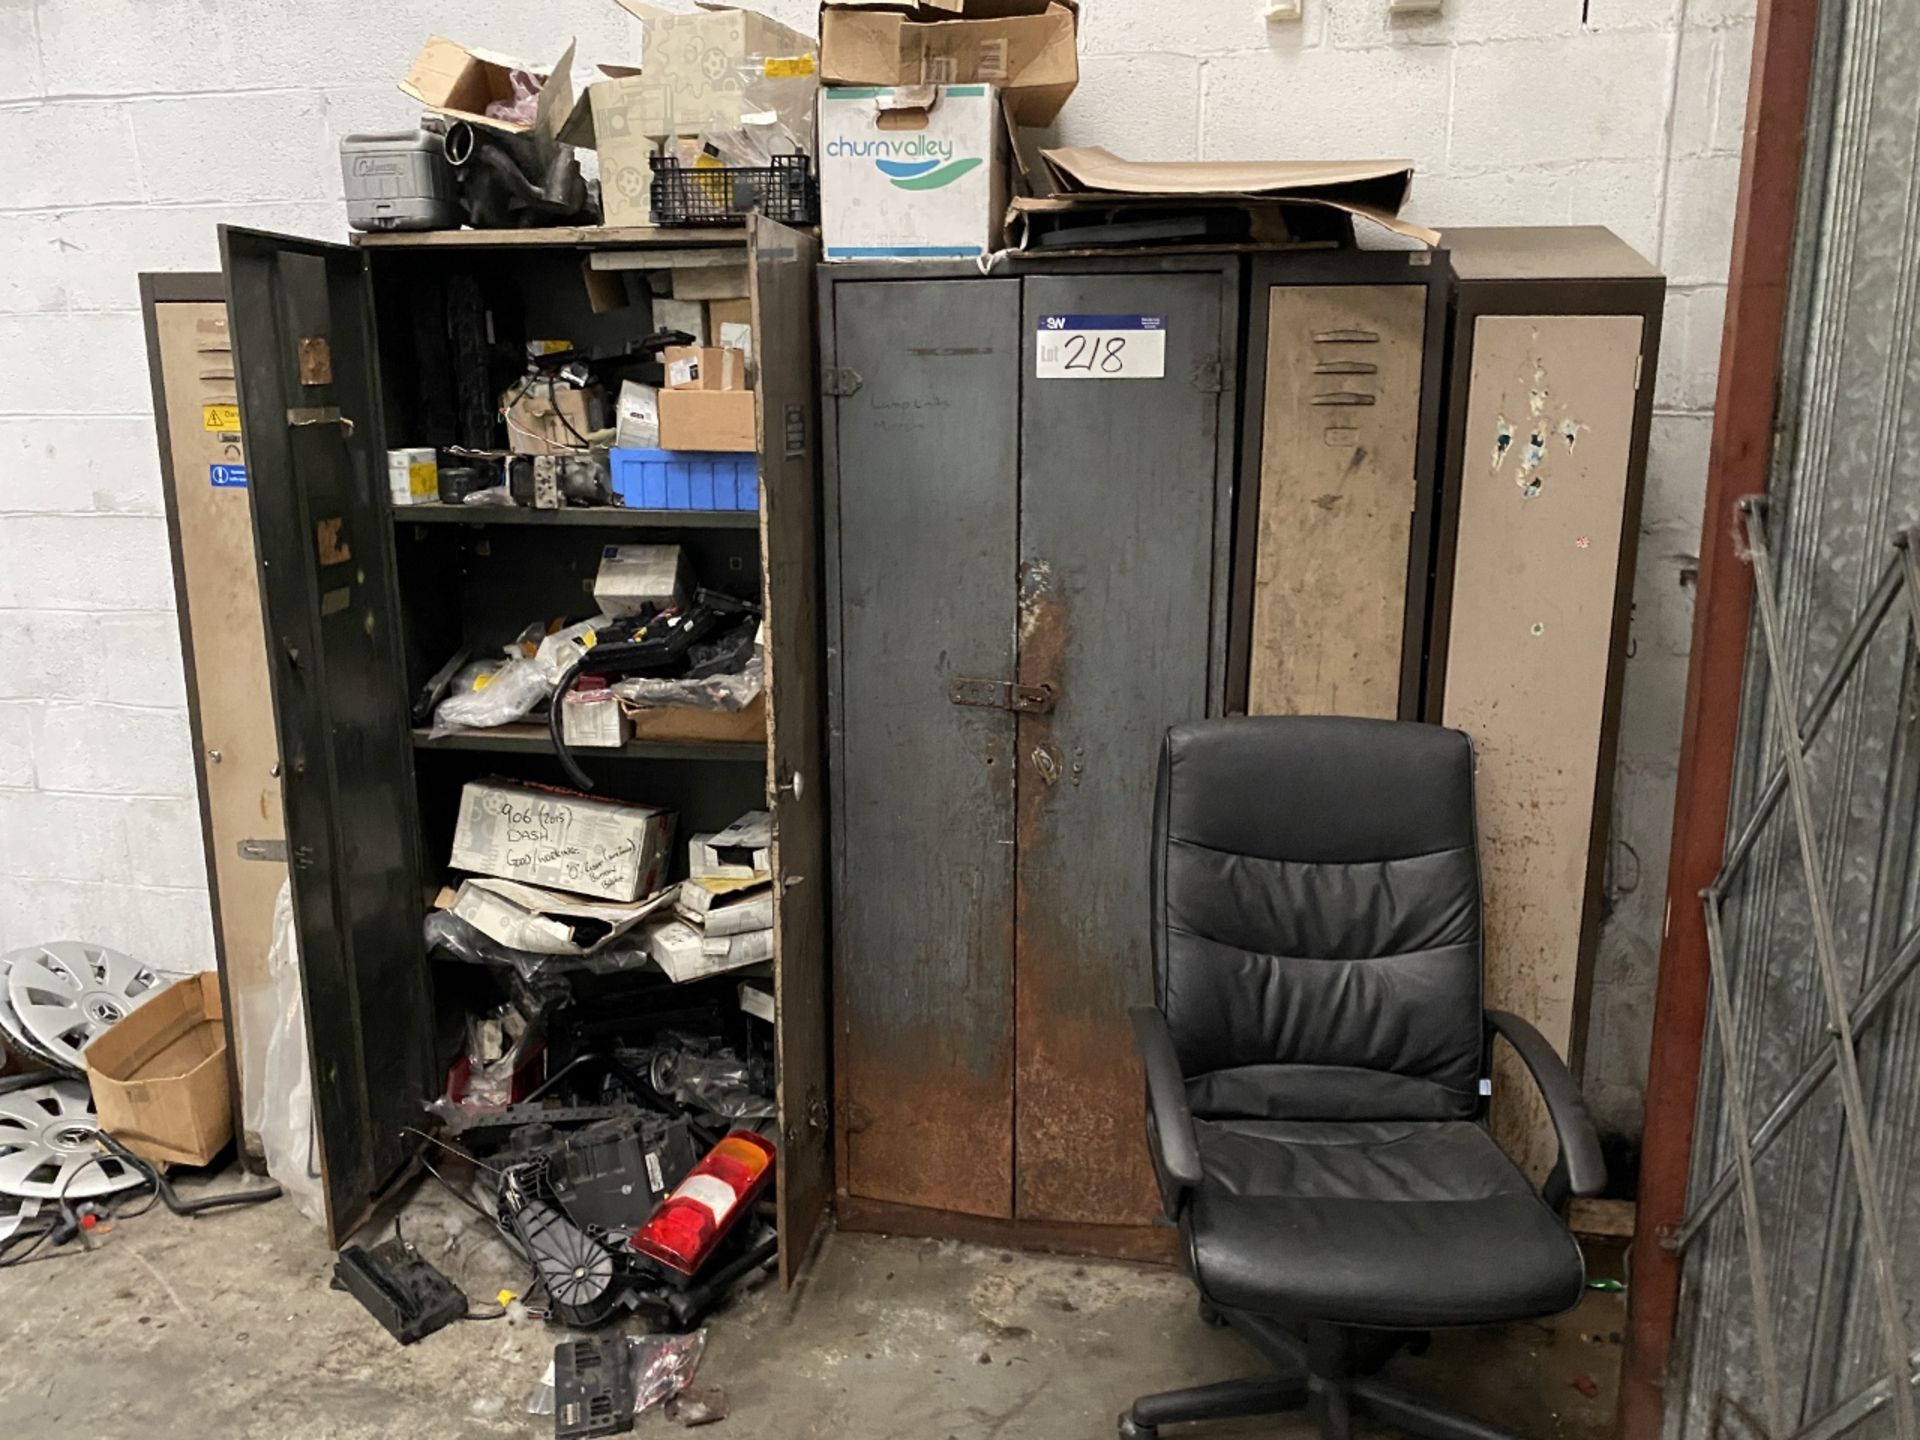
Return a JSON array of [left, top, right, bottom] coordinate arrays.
[[828, 276, 1021, 1219], [1013, 270, 1231, 1226], [1669, 2, 1920, 1432]]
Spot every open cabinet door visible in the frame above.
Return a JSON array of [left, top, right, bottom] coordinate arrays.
[[748, 217, 830, 1283], [219, 227, 433, 1244]]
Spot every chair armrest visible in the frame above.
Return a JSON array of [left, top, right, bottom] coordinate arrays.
[[1486, 1009, 1607, 1200], [1130, 1006, 1203, 1213]]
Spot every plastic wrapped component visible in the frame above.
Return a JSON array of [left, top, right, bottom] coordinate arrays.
[[251, 882, 325, 1224], [424, 910, 654, 983], [613, 653, 763, 714], [650, 1049, 774, 1121], [428, 655, 550, 735], [633, 1329, 708, 1412]]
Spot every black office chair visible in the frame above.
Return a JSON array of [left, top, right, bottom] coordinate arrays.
[[1124, 716, 1605, 1440]]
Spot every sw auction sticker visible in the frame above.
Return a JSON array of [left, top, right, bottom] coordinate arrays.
[[1035, 314, 1167, 380]]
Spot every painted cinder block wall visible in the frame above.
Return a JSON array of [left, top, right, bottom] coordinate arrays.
[[0, 0, 1752, 1137]]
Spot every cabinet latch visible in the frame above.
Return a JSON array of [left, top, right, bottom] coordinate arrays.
[[948, 678, 1056, 713], [822, 366, 864, 397]]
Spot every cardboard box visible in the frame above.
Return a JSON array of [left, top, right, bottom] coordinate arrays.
[[820, 84, 1009, 260], [558, 69, 659, 227], [400, 36, 577, 138], [84, 972, 231, 1168], [663, 346, 747, 391], [503, 381, 602, 455], [594, 542, 691, 616], [706, 297, 754, 360], [820, 1, 1078, 125], [616, 2, 815, 139], [387, 447, 438, 507], [692, 810, 773, 877], [642, 916, 766, 983], [449, 779, 674, 902], [660, 389, 757, 451]]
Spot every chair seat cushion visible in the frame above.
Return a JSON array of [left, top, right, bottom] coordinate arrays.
[[1185, 1118, 1585, 1329]]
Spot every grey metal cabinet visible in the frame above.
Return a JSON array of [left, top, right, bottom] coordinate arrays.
[[821, 258, 1237, 1252]]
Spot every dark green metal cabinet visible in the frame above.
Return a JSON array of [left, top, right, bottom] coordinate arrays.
[[220, 228, 435, 1241]]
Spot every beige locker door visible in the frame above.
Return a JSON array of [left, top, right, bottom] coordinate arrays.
[[154, 298, 284, 1148], [1248, 284, 1428, 718], [1442, 312, 1644, 1180]]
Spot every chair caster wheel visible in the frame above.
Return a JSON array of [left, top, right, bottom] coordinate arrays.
[[1198, 1299, 1228, 1329], [1118, 1414, 1158, 1439]]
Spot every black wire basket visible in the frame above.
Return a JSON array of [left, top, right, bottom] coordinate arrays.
[[649, 153, 819, 227]]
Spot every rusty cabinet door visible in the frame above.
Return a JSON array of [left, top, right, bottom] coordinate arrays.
[[1014, 271, 1235, 1226], [826, 277, 1023, 1218]]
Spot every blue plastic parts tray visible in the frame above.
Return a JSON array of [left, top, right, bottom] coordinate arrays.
[[609, 448, 759, 512]]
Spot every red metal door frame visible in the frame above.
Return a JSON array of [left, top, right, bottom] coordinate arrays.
[[1617, 3, 1821, 1437]]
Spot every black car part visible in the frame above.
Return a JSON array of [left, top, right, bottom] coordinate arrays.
[[499, 1165, 623, 1328], [549, 591, 763, 789], [444, 120, 593, 229], [547, 1117, 696, 1232], [554, 1337, 637, 1440], [654, 1225, 779, 1331], [332, 1234, 469, 1344]]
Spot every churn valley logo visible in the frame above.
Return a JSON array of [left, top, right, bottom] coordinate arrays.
[[824, 135, 982, 190]]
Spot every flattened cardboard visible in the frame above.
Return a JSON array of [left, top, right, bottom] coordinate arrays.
[[820, 0, 1078, 124], [84, 972, 231, 1168], [450, 877, 675, 956], [1024, 146, 1439, 248], [401, 36, 577, 140]]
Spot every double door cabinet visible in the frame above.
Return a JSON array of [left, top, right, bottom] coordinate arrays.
[[214, 220, 831, 1277], [821, 237, 1660, 1248]]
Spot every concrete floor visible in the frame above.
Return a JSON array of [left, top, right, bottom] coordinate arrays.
[[0, 1173, 1627, 1439]]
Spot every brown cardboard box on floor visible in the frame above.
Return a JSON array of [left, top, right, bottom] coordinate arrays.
[[660, 389, 757, 451], [84, 972, 232, 1168]]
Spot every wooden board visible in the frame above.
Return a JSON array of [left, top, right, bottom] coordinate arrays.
[[747, 217, 832, 1284], [355, 224, 745, 249], [827, 276, 1022, 1221], [1441, 312, 1645, 1180], [1013, 268, 1231, 1227], [1248, 285, 1427, 718], [151, 296, 285, 1145]]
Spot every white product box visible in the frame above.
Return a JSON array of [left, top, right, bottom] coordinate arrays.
[[819, 84, 1009, 261], [448, 779, 673, 902], [388, 447, 437, 506], [592, 543, 689, 617]]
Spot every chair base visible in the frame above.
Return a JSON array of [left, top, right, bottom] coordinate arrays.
[[1120, 1311, 1521, 1440]]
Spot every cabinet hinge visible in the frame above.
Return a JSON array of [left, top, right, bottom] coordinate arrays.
[[808, 1096, 832, 1134], [822, 366, 864, 397], [838, 1099, 870, 1134], [1192, 359, 1225, 394]]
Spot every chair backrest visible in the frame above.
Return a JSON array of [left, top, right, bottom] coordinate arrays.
[[1153, 716, 1484, 1123]]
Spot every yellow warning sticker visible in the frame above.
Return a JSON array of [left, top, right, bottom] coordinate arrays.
[[202, 403, 241, 431], [763, 55, 814, 77]]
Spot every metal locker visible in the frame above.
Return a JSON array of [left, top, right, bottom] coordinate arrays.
[[823, 258, 1237, 1250]]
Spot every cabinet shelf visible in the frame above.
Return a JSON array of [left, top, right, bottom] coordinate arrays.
[[394, 503, 760, 530], [411, 724, 763, 763]]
